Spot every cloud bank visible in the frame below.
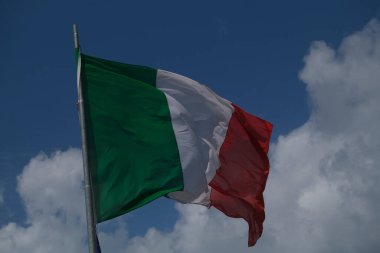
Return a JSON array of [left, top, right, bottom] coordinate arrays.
[[1, 19, 380, 253], [262, 19, 380, 253], [0, 149, 87, 253]]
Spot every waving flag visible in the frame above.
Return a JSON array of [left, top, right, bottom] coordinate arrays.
[[79, 53, 272, 246]]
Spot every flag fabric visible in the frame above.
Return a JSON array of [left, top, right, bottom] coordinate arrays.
[[79, 53, 272, 246]]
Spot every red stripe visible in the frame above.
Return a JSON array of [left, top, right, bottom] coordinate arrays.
[[209, 104, 272, 247]]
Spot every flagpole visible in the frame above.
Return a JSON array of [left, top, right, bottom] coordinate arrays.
[[73, 24, 98, 253]]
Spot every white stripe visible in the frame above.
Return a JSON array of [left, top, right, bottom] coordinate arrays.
[[156, 70, 234, 206]]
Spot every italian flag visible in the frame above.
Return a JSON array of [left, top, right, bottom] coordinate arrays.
[[79, 54, 272, 246]]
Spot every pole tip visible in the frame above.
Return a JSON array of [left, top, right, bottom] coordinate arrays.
[[73, 24, 79, 49]]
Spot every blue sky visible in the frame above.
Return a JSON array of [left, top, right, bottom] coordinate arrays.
[[1, 1, 380, 252]]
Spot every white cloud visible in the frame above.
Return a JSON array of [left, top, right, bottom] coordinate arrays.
[[99, 204, 251, 253], [0, 149, 87, 253], [1, 19, 380, 253], [262, 19, 380, 253]]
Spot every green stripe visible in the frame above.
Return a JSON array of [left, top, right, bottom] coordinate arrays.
[[81, 54, 184, 222]]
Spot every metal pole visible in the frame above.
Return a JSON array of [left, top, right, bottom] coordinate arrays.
[[73, 24, 97, 253]]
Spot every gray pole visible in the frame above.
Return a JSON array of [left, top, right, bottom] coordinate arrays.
[[73, 24, 97, 253]]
